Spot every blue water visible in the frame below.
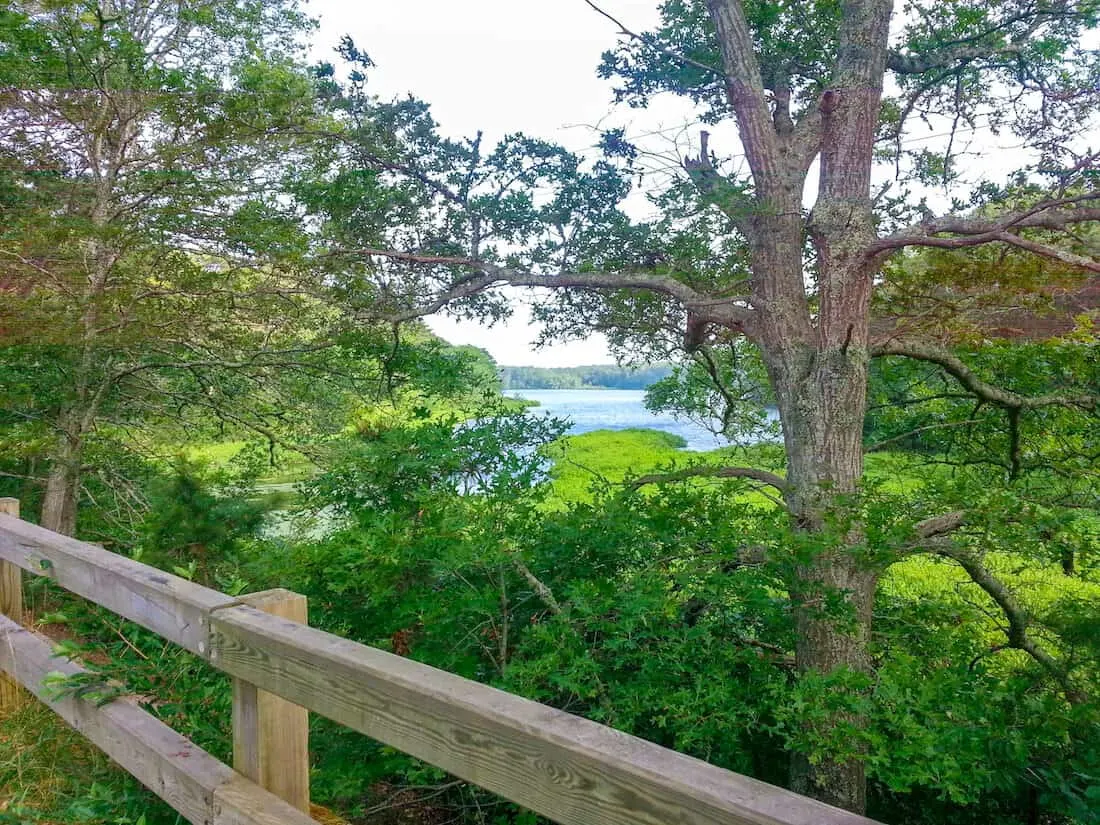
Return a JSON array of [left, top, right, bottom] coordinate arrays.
[[505, 389, 776, 452]]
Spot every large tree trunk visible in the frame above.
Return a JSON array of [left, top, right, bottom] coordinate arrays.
[[768, 342, 876, 813], [763, 0, 890, 810], [738, 220, 879, 812]]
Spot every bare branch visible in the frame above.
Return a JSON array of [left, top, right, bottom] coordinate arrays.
[[733, 636, 795, 667], [865, 419, 983, 453], [683, 131, 755, 235], [887, 43, 1027, 75], [513, 560, 562, 615], [872, 195, 1100, 258], [582, 0, 724, 78], [0, 471, 43, 483], [931, 541, 1086, 703], [988, 231, 1100, 274], [914, 510, 968, 540], [106, 345, 337, 384]]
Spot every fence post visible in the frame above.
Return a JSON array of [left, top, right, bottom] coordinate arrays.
[[231, 588, 310, 812], [0, 497, 24, 711]]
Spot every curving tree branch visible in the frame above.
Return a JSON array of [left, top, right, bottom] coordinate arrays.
[[871, 340, 1099, 411], [887, 3, 1083, 76], [985, 231, 1100, 274], [929, 540, 1086, 704], [341, 248, 757, 329], [871, 194, 1100, 262], [628, 464, 788, 494], [887, 43, 1027, 75], [865, 419, 984, 453], [913, 510, 968, 539]]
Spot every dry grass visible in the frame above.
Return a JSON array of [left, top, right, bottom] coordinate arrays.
[[0, 699, 162, 824], [0, 701, 94, 821]]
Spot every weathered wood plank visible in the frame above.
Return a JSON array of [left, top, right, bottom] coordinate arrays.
[[0, 513, 235, 654], [0, 498, 24, 710], [213, 775, 317, 825], [210, 605, 882, 825], [231, 589, 310, 812], [0, 614, 318, 825]]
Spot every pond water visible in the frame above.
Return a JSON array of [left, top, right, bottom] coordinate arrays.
[[505, 388, 777, 452], [261, 390, 779, 537]]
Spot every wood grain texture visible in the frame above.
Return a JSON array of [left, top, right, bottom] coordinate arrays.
[[0, 614, 318, 825], [0, 513, 234, 654], [232, 589, 310, 812], [210, 605, 882, 825], [213, 775, 318, 825], [0, 498, 24, 710]]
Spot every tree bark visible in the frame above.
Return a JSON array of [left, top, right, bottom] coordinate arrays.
[[761, 0, 891, 811], [736, 103, 880, 806], [761, 327, 876, 813], [40, 427, 82, 536], [41, 50, 129, 536]]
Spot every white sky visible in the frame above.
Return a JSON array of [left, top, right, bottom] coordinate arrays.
[[308, 1, 688, 367]]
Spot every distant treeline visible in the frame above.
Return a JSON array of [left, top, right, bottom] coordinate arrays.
[[499, 364, 673, 390]]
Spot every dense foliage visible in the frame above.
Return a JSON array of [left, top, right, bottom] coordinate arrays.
[[285, 0, 1100, 812]]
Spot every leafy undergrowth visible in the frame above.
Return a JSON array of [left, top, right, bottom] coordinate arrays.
[[4, 427, 1097, 823], [0, 581, 228, 825]]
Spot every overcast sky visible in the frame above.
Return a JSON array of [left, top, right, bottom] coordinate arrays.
[[307, 1, 691, 367]]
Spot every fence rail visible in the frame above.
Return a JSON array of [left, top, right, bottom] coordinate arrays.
[[0, 498, 881, 825], [0, 613, 316, 825]]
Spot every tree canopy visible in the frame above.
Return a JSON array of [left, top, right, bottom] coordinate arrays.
[[0, 0, 354, 534]]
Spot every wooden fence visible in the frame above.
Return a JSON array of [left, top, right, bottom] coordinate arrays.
[[0, 497, 882, 825]]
